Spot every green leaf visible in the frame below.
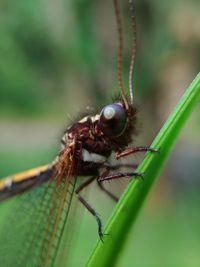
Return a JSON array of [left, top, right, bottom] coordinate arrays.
[[85, 73, 200, 267]]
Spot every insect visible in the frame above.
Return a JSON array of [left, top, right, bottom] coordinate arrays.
[[0, 0, 157, 266]]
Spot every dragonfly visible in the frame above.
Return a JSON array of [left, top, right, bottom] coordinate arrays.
[[0, 0, 157, 266]]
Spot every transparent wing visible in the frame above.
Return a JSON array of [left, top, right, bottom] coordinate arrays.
[[0, 148, 77, 267], [0, 175, 77, 267]]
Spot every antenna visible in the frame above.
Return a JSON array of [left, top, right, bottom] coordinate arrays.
[[113, 0, 129, 110], [128, 0, 137, 105]]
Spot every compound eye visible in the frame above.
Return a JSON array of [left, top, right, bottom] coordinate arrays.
[[99, 103, 127, 136]]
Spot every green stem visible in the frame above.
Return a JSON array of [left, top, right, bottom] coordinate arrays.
[[86, 73, 200, 267]]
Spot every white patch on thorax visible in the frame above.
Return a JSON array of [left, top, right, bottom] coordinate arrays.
[[79, 116, 88, 123], [82, 148, 106, 163], [91, 114, 100, 122], [79, 114, 100, 124]]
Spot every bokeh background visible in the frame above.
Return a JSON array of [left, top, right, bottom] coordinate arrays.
[[0, 0, 200, 266]]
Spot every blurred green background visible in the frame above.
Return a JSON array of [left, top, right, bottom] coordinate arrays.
[[0, 0, 200, 266]]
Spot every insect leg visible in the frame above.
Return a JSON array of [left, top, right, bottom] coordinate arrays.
[[116, 146, 158, 159], [75, 176, 104, 240], [98, 171, 143, 183], [97, 163, 139, 202], [97, 170, 119, 202], [103, 163, 138, 170]]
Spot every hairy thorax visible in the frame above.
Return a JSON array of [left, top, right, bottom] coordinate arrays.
[[56, 103, 137, 176], [58, 115, 110, 176]]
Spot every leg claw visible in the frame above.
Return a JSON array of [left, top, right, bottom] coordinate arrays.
[[149, 147, 159, 153], [99, 232, 109, 243], [134, 172, 145, 181]]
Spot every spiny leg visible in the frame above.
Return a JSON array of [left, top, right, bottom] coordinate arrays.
[[75, 176, 104, 240], [97, 175, 119, 202], [97, 163, 139, 202], [116, 146, 158, 159], [98, 171, 143, 183], [103, 163, 138, 170], [102, 147, 158, 184]]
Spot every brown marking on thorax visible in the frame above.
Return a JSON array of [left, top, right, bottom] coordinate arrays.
[[56, 101, 137, 177]]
